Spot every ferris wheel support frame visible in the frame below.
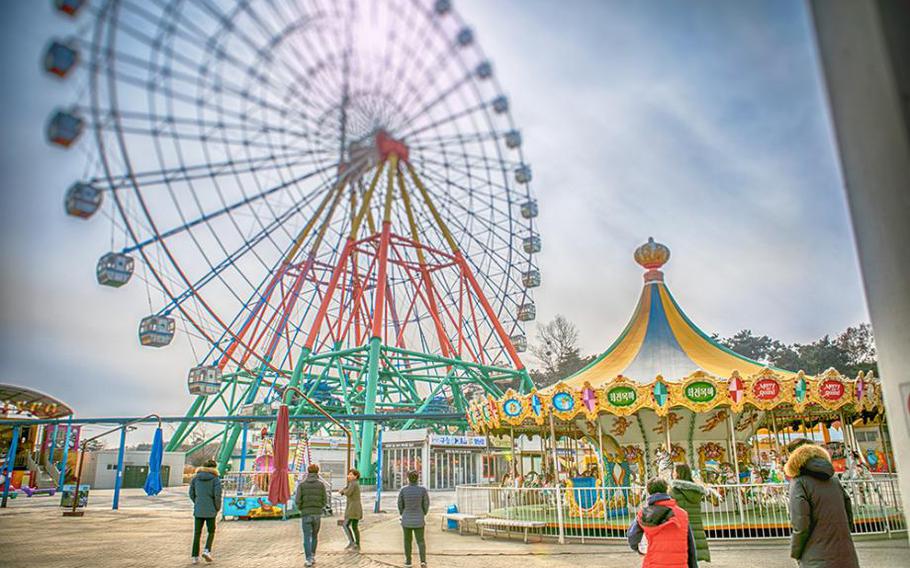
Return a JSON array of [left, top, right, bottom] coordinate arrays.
[[189, 152, 533, 475]]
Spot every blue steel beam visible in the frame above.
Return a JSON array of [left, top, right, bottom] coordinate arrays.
[[0, 412, 466, 427]]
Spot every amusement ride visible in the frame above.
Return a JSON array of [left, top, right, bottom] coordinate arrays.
[[45, 0, 539, 476]]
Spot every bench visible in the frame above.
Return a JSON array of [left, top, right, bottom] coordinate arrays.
[[475, 518, 547, 543], [440, 512, 481, 535]]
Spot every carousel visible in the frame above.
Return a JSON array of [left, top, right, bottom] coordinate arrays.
[[464, 239, 901, 540]]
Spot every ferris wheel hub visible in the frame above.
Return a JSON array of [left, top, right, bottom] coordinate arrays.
[[375, 130, 409, 162], [343, 130, 409, 175]]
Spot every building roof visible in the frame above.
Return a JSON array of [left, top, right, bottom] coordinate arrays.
[[560, 238, 797, 388], [0, 384, 73, 419]]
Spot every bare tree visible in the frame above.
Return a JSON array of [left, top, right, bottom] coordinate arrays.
[[180, 426, 220, 467], [529, 315, 588, 388]]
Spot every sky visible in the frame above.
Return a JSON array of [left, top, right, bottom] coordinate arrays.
[[0, 0, 869, 433]]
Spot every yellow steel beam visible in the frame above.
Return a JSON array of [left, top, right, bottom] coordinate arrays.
[[397, 167, 428, 265], [282, 172, 349, 264], [349, 161, 387, 239], [382, 155, 399, 224], [404, 160, 459, 253]]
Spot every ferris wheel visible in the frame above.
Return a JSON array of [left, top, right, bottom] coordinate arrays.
[[46, 0, 540, 469]]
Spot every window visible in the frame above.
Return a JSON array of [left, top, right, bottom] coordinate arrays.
[[854, 430, 877, 443]]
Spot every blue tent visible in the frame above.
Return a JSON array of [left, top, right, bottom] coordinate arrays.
[[143, 427, 164, 496]]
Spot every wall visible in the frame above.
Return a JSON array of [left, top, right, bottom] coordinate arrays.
[[83, 450, 186, 490], [810, 0, 910, 533]]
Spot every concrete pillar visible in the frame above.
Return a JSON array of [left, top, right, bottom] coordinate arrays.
[[809, 0, 910, 532]]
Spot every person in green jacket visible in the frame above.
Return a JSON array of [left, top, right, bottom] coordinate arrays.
[[340, 468, 363, 551], [671, 464, 711, 562]]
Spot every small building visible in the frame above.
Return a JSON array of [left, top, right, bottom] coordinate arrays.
[[80, 449, 185, 490], [380, 428, 489, 491]]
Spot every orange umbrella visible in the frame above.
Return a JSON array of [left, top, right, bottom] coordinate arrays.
[[268, 404, 291, 505]]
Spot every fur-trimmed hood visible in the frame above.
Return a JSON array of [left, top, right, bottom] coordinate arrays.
[[194, 466, 220, 477], [672, 479, 705, 494], [784, 444, 833, 479]]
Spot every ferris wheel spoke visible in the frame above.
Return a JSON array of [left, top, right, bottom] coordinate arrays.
[[85, 18, 338, 138], [408, 129, 509, 149], [392, 22, 465, 119], [398, 74, 478, 133], [413, 146, 523, 177], [398, 97, 492, 140], [86, 58, 326, 146], [77, 105, 316, 141], [147, 0, 329, 98], [412, 157, 519, 208], [85, 150, 330, 192], [402, 172, 521, 286], [410, 167, 529, 295], [158, 185, 330, 321], [381, 0, 441, 111], [121, 160, 339, 254]]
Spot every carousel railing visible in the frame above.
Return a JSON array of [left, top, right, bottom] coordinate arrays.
[[454, 475, 904, 542]]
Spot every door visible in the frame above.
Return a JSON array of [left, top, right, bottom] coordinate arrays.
[[123, 465, 171, 488]]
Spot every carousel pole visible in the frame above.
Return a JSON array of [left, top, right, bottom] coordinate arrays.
[[596, 424, 606, 482], [839, 411, 856, 454], [548, 413, 566, 544], [509, 428, 519, 487], [878, 420, 893, 473], [726, 411, 747, 528], [769, 410, 782, 467], [519, 435, 525, 480]]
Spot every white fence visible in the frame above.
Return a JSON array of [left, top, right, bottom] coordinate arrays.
[[455, 475, 905, 542]]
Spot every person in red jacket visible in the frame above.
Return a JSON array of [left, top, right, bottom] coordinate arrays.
[[627, 477, 698, 568]]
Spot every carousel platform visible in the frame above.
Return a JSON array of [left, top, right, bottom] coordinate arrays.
[[455, 478, 906, 542], [483, 504, 906, 539]]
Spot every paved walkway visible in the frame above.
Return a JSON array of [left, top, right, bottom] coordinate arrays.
[[1, 488, 907, 567]]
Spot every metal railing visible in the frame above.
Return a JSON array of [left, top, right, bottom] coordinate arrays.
[[219, 471, 341, 518], [455, 475, 905, 542]]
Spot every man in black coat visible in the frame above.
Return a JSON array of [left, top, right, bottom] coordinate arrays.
[[295, 464, 327, 567], [188, 459, 222, 564], [785, 443, 859, 568]]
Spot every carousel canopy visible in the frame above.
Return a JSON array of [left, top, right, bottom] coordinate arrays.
[[559, 237, 796, 388], [0, 383, 73, 419], [467, 239, 881, 438]]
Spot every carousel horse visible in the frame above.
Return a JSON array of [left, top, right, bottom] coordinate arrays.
[[747, 467, 787, 508], [523, 470, 541, 488], [843, 449, 882, 506], [654, 447, 674, 481]]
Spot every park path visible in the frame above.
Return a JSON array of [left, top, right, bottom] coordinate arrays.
[[1, 488, 907, 567]]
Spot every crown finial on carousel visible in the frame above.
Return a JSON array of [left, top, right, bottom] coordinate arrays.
[[634, 237, 670, 283]]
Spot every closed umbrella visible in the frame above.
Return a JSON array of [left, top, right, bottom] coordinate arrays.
[[268, 404, 291, 505], [143, 427, 164, 496]]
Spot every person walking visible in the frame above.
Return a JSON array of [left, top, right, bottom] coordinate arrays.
[[670, 464, 710, 563], [340, 468, 363, 551], [627, 477, 698, 568], [398, 470, 429, 568], [785, 443, 859, 568], [188, 459, 222, 564], [295, 464, 327, 567]]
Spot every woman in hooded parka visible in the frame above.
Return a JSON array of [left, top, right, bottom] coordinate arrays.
[[785, 443, 859, 568], [671, 463, 710, 562]]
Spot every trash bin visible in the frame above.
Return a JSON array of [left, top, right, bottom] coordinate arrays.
[[447, 504, 458, 530]]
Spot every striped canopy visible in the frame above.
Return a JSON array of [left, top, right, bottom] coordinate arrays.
[[560, 239, 796, 388]]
